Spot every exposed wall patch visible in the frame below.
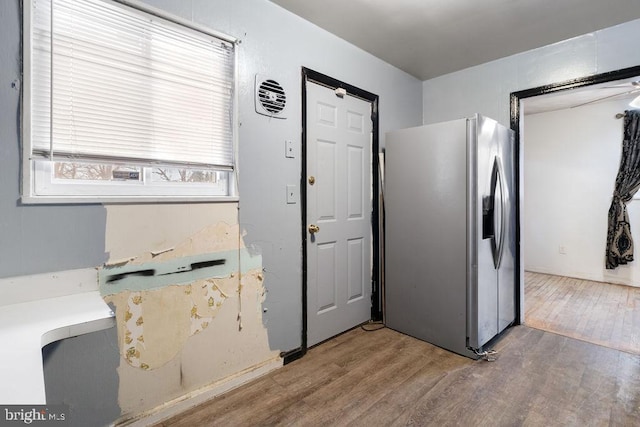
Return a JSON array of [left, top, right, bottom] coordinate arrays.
[[99, 222, 262, 296], [100, 249, 260, 295], [105, 269, 267, 370], [103, 208, 280, 416], [102, 221, 269, 371], [103, 205, 239, 264]]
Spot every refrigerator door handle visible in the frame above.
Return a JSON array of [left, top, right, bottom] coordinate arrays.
[[482, 194, 494, 240], [492, 157, 506, 269]]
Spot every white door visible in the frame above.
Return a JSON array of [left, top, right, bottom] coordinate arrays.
[[306, 81, 372, 347]]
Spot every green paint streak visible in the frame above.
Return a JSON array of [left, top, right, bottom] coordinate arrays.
[[99, 248, 262, 296]]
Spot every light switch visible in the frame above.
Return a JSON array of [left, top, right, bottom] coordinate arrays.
[[285, 140, 295, 158], [286, 185, 297, 204]]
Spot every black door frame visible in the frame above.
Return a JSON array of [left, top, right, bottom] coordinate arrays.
[[282, 68, 380, 364], [510, 64, 640, 324]]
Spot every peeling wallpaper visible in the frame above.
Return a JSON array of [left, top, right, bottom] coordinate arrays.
[[101, 205, 279, 415], [102, 218, 267, 361], [111, 268, 275, 410], [113, 267, 279, 416]]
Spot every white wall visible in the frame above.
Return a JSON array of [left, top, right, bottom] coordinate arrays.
[[423, 19, 640, 127], [523, 98, 640, 286]]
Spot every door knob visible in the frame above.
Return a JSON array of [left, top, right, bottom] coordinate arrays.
[[308, 224, 320, 234]]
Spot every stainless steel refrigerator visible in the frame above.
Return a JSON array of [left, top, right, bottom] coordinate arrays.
[[384, 114, 516, 359]]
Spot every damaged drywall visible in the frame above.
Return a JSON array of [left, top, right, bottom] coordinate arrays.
[[103, 204, 280, 416], [103, 265, 263, 370], [99, 247, 261, 295]]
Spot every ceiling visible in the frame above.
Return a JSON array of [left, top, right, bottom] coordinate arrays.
[[523, 79, 640, 115], [269, 0, 640, 81]]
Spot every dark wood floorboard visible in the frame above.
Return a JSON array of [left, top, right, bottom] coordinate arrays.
[[156, 325, 640, 426], [525, 271, 640, 354]]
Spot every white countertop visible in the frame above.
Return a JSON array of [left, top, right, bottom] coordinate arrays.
[[0, 280, 115, 404]]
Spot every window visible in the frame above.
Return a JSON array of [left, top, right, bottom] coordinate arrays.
[[23, 0, 237, 202]]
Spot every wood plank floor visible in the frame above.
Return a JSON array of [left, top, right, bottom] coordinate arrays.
[[156, 325, 640, 426], [525, 271, 640, 355]]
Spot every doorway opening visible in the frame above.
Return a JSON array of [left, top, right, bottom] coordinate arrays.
[[512, 65, 640, 354]]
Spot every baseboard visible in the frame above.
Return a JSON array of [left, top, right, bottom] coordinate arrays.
[[525, 267, 640, 288], [117, 356, 283, 426], [281, 347, 305, 365], [0, 267, 98, 307], [525, 267, 602, 282]]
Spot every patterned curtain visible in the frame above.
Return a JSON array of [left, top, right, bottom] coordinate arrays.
[[606, 110, 640, 269]]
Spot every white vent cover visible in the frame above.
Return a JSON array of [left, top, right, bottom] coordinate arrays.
[[255, 75, 287, 119]]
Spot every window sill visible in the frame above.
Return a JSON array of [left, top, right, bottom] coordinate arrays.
[[20, 195, 240, 205]]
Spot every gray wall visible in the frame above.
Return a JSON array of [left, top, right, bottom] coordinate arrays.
[[43, 328, 120, 427], [0, 0, 108, 279]]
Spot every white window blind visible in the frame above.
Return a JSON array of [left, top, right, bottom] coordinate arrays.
[[31, 0, 235, 169]]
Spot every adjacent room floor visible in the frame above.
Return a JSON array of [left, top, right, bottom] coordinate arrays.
[[157, 274, 640, 426], [525, 271, 640, 355]]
